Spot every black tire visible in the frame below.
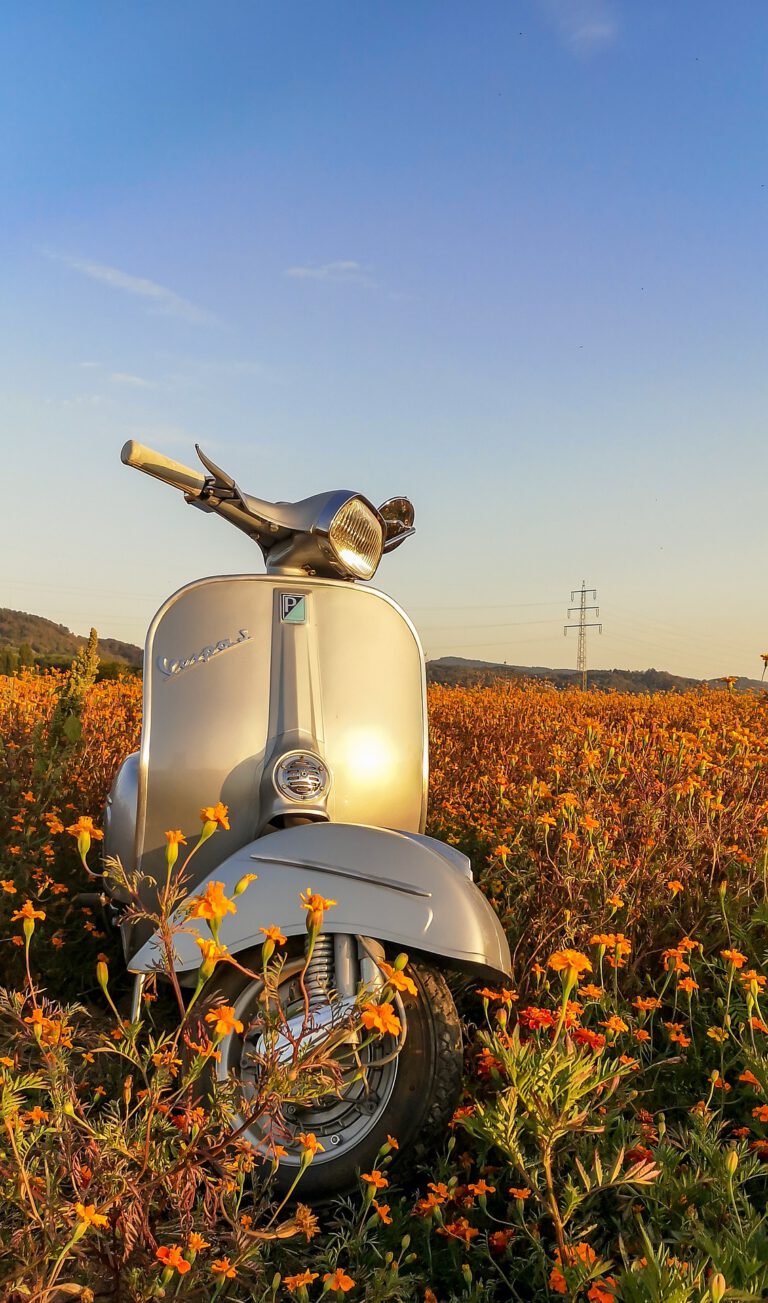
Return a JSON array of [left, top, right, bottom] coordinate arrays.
[[194, 947, 463, 1200]]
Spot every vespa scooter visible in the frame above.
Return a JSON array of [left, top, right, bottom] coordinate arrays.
[[105, 440, 511, 1196]]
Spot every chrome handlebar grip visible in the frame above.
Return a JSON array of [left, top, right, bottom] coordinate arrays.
[[120, 440, 208, 498]]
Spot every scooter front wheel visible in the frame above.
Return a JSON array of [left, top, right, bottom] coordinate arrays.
[[196, 948, 463, 1199]]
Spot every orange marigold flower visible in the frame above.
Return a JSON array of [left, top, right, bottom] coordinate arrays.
[[548, 949, 592, 979], [285, 1271, 319, 1293], [606, 894, 624, 909], [600, 1015, 628, 1035], [634, 1028, 651, 1043], [739, 1070, 760, 1087], [211, 1257, 236, 1278], [24, 1106, 48, 1124], [188, 1232, 210, 1252], [489, 1228, 515, 1252], [678, 977, 699, 994], [373, 1200, 392, 1223], [380, 961, 418, 997], [572, 1027, 606, 1051], [467, 1179, 496, 1197], [633, 997, 662, 1012], [669, 1029, 691, 1048], [164, 829, 187, 846], [386, 1133, 399, 1149], [0, 880, 17, 894], [721, 949, 747, 969], [259, 925, 287, 944], [509, 1186, 531, 1199], [579, 984, 603, 999], [297, 1131, 325, 1156], [752, 1104, 768, 1122], [360, 1001, 401, 1037], [588, 1282, 617, 1303], [204, 1004, 244, 1038], [66, 816, 104, 841], [549, 1266, 567, 1295], [11, 901, 45, 923], [156, 1244, 191, 1274], [187, 880, 236, 923], [666, 880, 684, 896], [438, 1218, 479, 1244], [299, 888, 337, 933], [323, 1268, 356, 1292], [200, 802, 230, 830], [361, 1169, 388, 1190], [740, 969, 767, 992]]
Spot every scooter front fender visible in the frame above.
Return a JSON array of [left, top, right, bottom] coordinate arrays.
[[128, 822, 511, 981]]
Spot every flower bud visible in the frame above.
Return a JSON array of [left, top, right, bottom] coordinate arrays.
[[234, 872, 258, 898], [710, 1272, 726, 1303], [725, 1149, 738, 1176], [96, 959, 109, 995]]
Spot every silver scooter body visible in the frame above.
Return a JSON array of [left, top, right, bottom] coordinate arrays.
[[105, 442, 511, 983]]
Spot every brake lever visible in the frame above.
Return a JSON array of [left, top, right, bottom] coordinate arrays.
[[195, 444, 247, 509]]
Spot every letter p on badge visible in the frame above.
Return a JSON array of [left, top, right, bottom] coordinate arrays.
[[280, 593, 306, 623]]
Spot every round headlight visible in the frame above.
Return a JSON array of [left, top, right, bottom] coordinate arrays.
[[273, 751, 331, 802], [328, 497, 383, 580]]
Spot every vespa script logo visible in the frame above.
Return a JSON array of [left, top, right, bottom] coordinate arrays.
[[157, 629, 251, 678]]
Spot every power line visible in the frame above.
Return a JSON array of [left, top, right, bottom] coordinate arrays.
[[564, 581, 602, 690]]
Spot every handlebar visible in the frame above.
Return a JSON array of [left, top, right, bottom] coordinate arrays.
[[120, 440, 208, 498]]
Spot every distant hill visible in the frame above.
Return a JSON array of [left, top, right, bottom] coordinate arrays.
[[0, 608, 142, 669], [427, 656, 768, 695]]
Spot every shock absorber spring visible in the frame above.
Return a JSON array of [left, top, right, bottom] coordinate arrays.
[[304, 932, 335, 1011]]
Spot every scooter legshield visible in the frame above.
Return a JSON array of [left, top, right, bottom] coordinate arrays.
[[127, 821, 511, 982]]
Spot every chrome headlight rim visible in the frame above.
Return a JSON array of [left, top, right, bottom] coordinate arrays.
[[272, 750, 332, 803], [317, 493, 384, 581]]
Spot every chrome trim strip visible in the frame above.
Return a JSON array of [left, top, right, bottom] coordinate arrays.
[[248, 852, 433, 898]]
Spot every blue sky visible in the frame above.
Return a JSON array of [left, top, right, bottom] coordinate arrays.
[[2, 1, 766, 679]]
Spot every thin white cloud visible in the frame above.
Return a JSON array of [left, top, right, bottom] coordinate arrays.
[[109, 372, 157, 389], [285, 260, 380, 289], [47, 251, 218, 325], [539, 0, 617, 54]]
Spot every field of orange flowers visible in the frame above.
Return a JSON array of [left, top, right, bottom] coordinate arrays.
[[1, 667, 768, 1301]]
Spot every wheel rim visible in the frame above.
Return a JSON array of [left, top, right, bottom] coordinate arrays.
[[215, 958, 400, 1169]]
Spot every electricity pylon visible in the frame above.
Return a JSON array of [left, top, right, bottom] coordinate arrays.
[[564, 581, 602, 690]]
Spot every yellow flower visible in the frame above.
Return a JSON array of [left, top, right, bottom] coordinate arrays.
[[707, 1027, 728, 1043], [74, 1202, 109, 1228], [196, 936, 228, 978]]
